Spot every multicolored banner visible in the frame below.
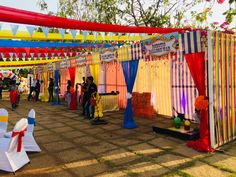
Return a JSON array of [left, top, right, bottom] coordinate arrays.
[[143, 32, 179, 60], [76, 53, 87, 66], [100, 48, 117, 62]]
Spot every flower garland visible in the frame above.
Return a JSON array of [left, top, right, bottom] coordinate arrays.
[[195, 96, 209, 110]]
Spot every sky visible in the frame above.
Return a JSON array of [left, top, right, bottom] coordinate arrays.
[[0, 0, 234, 30]]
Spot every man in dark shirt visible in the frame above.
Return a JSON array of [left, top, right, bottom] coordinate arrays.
[[79, 77, 88, 115], [48, 78, 54, 102], [85, 76, 97, 119], [35, 80, 40, 101]]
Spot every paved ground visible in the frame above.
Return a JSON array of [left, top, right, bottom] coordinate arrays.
[[0, 96, 236, 177]]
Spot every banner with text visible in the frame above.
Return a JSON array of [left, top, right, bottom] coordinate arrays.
[[143, 32, 178, 59]]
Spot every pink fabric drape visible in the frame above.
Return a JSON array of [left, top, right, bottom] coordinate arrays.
[[185, 52, 214, 152], [105, 62, 127, 108]]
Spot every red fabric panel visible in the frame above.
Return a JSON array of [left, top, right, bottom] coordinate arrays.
[[185, 52, 214, 152], [185, 52, 206, 96], [69, 67, 76, 87], [0, 5, 191, 33]]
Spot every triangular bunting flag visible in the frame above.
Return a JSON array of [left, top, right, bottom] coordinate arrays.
[[15, 53, 18, 58], [30, 53, 34, 59], [109, 32, 114, 40], [64, 52, 67, 57], [58, 28, 65, 39], [75, 52, 79, 57], [26, 26, 35, 37], [1, 53, 4, 58], [70, 52, 73, 57], [9, 53, 14, 58], [126, 33, 130, 41], [100, 32, 105, 40], [0, 23, 3, 30], [37, 53, 41, 58], [139, 33, 143, 40], [22, 53, 26, 59], [42, 27, 49, 38], [83, 31, 88, 41], [57, 53, 61, 57], [51, 53, 55, 58], [45, 53, 48, 59], [131, 33, 136, 40], [70, 30, 77, 40], [145, 34, 149, 39], [92, 31, 98, 40], [10, 24, 19, 36]]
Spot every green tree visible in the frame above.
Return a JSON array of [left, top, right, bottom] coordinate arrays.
[[38, 0, 235, 29], [38, 0, 203, 27]]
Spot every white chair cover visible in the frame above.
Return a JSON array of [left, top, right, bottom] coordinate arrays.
[[23, 109, 41, 152], [0, 118, 30, 172], [0, 109, 8, 138], [4, 109, 41, 152], [27, 109, 36, 133]]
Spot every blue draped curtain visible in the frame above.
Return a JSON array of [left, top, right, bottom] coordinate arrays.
[[122, 60, 139, 129]]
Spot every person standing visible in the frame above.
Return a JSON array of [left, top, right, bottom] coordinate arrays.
[[79, 77, 88, 115], [86, 76, 97, 119], [66, 80, 72, 108], [28, 79, 36, 101], [0, 78, 3, 99], [48, 78, 54, 102], [35, 80, 40, 101]]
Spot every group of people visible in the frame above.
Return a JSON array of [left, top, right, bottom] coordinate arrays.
[[26, 75, 98, 119], [27, 78, 54, 103], [27, 79, 41, 101], [78, 76, 97, 119]]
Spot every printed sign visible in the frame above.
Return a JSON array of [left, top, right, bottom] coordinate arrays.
[[37, 65, 43, 73], [47, 62, 54, 71], [60, 60, 67, 69], [76, 53, 87, 66], [143, 32, 178, 57], [100, 49, 116, 62]]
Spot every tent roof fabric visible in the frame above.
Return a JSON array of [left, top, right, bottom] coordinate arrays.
[[0, 5, 191, 34]]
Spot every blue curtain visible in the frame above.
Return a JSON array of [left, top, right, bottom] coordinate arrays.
[[122, 60, 139, 129], [54, 70, 60, 104]]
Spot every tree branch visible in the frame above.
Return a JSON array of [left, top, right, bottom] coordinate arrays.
[[131, 0, 139, 26]]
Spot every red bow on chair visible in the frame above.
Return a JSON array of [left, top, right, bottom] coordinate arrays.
[[12, 127, 27, 152]]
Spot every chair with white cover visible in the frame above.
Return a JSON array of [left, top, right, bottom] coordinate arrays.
[[0, 118, 30, 173], [0, 109, 8, 138], [23, 109, 41, 152]]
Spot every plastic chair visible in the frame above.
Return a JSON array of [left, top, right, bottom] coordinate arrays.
[[0, 109, 8, 138], [0, 118, 30, 172]]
